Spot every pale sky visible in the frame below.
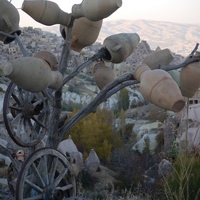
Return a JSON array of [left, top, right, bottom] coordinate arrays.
[[11, 0, 200, 28]]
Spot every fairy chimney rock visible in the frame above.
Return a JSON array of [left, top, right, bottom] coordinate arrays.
[[155, 46, 162, 51], [58, 135, 78, 154], [57, 135, 83, 167], [85, 149, 100, 172]]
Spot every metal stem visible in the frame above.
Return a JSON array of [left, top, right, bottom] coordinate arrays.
[[0, 31, 15, 39], [63, 47, 108, 85], [14, 33, 30, 57]]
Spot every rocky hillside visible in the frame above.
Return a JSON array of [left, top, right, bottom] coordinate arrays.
[[99, 19, 200, 56], [44, 19, 200, 57]]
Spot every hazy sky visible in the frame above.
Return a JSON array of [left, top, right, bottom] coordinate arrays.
[[12, 0, 200, 28]]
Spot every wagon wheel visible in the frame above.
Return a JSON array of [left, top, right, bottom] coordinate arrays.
[[15, 148, 76, 200], [3, 82, 50, 147]]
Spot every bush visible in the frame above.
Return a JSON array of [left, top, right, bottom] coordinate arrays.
[[64, 107, 122, 160], [62, 101, 83, 111], [164, 154, 200, 200], [68, 84, 80, 94], [77, 169, 98, 190], [110, 146, 145, 191], [117, 88, 129, 112]]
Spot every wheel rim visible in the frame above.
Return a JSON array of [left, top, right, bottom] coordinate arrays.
[[3, 82, 50, 147], [15, 148, 76, 200]]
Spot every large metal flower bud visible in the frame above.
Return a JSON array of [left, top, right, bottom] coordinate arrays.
[[0, 0, 21, 44], [93, 61, 115, 90], [22, 0, 72, 26], [72, 0, 122, 21], [102, 33, 140, 63], [142, 49, 174, 69], [0, 57, 63, 92], [60, 17, 102, 52], [134, 64, 185, 112]]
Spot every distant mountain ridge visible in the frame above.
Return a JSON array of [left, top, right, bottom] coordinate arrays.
[[42, 19, 200, 57]]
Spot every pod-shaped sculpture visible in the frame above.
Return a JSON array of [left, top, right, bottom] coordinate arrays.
[[134, 64, 185, 112], [72, 0, 122, 21], [93, 61, 115, 90], [0, 57, 63, 92], [0, 0, 21, 44], [34, 50, 58, 71], [142, 49, 174, 69], [22, 0, 72, 26], [180, 51, 200, 98], [60, 18, 102, 52], [102, 33, 140, 63]]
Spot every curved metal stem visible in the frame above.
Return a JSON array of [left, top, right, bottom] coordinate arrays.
[[0, 31, 15, 39], [63, 47, 107, 85], [14, 33, 30, 57], [57, 73, 135, 143], [161, 56, 200, 71], [57, 51, 200, 144]]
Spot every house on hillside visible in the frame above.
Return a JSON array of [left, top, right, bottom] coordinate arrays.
[[170, 89, 200, 153]]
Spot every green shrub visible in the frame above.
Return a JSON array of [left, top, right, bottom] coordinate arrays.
[[62, 101, 82, 111], [117, 88, 129, 112], [68, 84, 80, 94], [78, 73, 94, 82], [110, 147, 145, 191], [164, 154, 200, 200], [77, 169, 98, 190], [64, 107, 121, 160]]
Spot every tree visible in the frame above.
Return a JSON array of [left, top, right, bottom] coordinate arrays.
[[64, 107, 122, 160], [118, 88, 129, 111]]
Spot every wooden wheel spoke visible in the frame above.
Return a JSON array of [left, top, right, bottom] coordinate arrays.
[[26, 119, 37, 139], [32, 116, 46, 128], [8, 105, 22, 112], [53, 168, 68, 187], [17, 87, 25, 103], [20, 118, 32, 142], [42, 155, 49, 183], [24, 91, 30, 102], [49, 157, 58, 184], [24, 179, 43, 193], [26, 119, 35, 134], [25, 119, 33, 132], [31, 163, 46, 188], [16, 118, 24, 136], [11, 112, 22, 124], [32, 98, 44, 107], [26, 119, 40, 140], [56, 184, 74, 191], [23, 195, 43, 200], [11, 92, 23, 105], [28, 93, 36, 103]]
